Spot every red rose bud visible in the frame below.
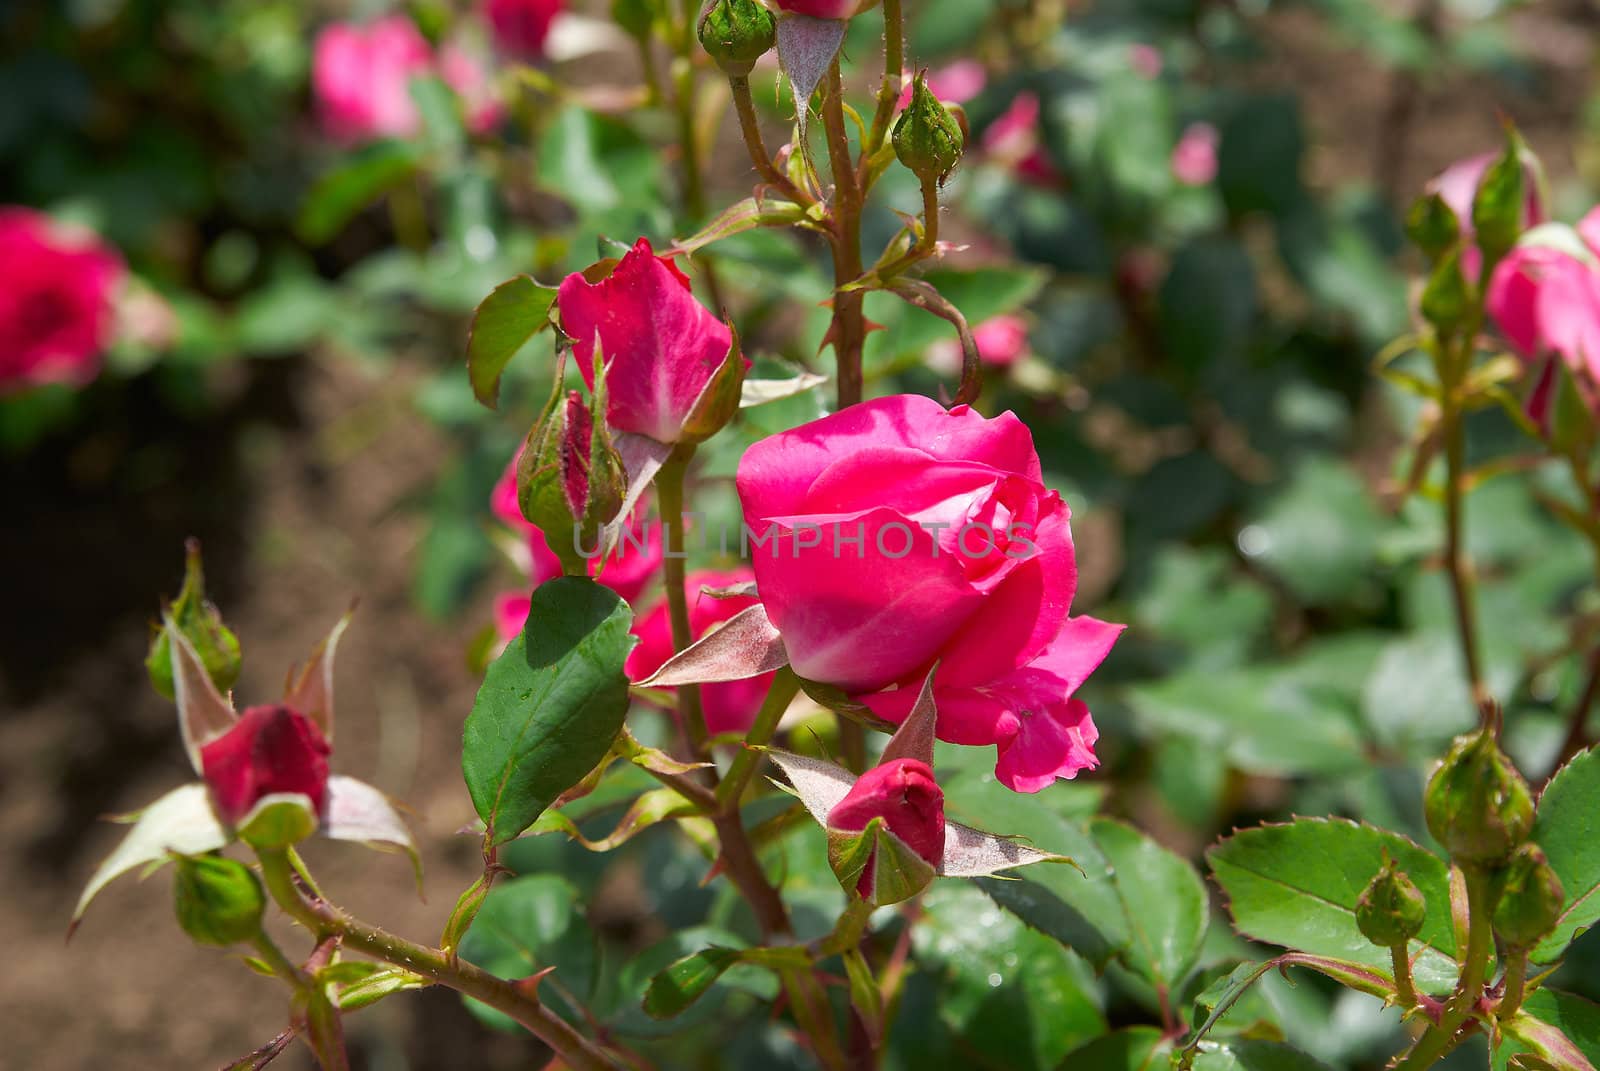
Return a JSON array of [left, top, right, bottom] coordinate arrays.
[[826, 758, 945, 903], [200, 704, 332, 831]]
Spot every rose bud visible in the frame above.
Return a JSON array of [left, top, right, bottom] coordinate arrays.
[[893, 71, 965, 186], [200, 704, 333, 841], [826, 758, 945, 904], [1424, 730, 1534, 867], [146, 540, 240, 701], [517, 387, 627, 575], [1355, 857, 1427, 948], [1425, 143, 1544, 281], [1493, 843, 1565, 952], [172, 854, 266, 948], [699, 0, 775, 77], [0, 207, 123, 395], [556, 238, 744, 446]]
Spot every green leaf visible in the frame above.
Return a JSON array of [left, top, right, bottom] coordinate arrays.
[[1158, 237, 1258, 374], [467, 275, 557, 408], [461, 578, 635, 845], [913, 883, 1107, 1071], [1090, 818, 1208, 991], [1242, 458, 1384, 605], [1207, 818, 1459, 992], [1190, 1039, 1335, 1071], [1530, 746, 1600, 963], [297, 140, 425, 245], [606, 926, 779, 1038], [1062, 1027, 1169, 1071], [642, 947, 745, 1019], [1502, 988, 1600, 1070], [457, 875, 598, 1031]]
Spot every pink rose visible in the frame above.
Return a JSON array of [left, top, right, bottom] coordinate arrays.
[[1486, 207, 1600, 394], [484, 0, 563, 60], [438, 43, 505, 135], [736, 394, 1123, 791], [826, 757, 945, 897], [896, 60, 986, 110], [312, 17, 434, 143], [1171, 122, 1219, 187], [627, 569, 774, 736], [929, 314, 1029, 375], [981, 93, 1059, 186], [556, 238, 741, 445], [0, 208, 123, 393], [1128, 44, 1162, 80], [199, 705, 332, 828], [769, 0, 876, 17]]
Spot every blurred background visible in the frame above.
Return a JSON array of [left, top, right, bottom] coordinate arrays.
[[3, 0, 1599, 1067]]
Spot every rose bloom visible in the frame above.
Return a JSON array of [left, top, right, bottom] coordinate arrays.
[[737, 394, 1123, 791], [769, 0, 877, 17], [0, 208, 123, 393], [484, 0, 562, 60], [557, 238, 741, 445], [928, 314, 1029, 376], [627, 568, 774, 737], [313, 16, 500, 143], [490, 452, 663, 644], [1486, 207, 1600, 419], [200, 705, 332, 827], [827, 757, 945, 897], [1171, 122, 1219, 187]]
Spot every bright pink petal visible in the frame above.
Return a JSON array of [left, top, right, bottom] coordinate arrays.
[[0, 209, 122, 392], [493, 592, 531, 644], [199, 705, 332, 827], [994, 698, 1099, 793]]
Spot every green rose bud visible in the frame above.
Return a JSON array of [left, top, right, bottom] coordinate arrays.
[[173, 854, 265, 947], [1356, 856, 1427, 948], [697, 0, 776, 78], [1405, 192, 1459, 263], [1418, 246, 1473, 338], [893, 71, 965, 186], [1424, 730, 1534, 866], [1493, 843, 1565, 951], [146, 540, 241, 701]]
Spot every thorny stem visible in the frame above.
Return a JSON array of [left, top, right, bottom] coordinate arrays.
[[251, 931, 309, 987], [862, 0, 904, 171], [255, 850, 617, 1071], [822, 59, 868, 774], [656, 449, 709, 758], [1392, 866, 1496, 1071], [730, 75, 812, 206]]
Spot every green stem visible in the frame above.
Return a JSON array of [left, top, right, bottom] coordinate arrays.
[[861, 0, 904, 171], [251, 931, 309, 987], [718, 667, 801, 810], [1437, 333, 1489, 713], [1392, 866, 1496, 1071], [255, 850, 617, 1071], [781, 967, 850, 1071], [1390, 943, 1418, 1010], [919, 177, 939, 252], [1499, 951, 1529, 1021], [730, 74, 812, 206], [656, 448, 709, 757]]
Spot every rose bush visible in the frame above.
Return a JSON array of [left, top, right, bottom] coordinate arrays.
[[737, 393, 1123, 791]]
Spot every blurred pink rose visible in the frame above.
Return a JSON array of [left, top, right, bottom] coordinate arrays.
[[484, 0, 562, 60], [827, 758, 945, 897], [0, 208, 123, 393], [313, 16, 501, 143], [199, 705, 332, 828], [897, 60, 986, 110], [627, 568, 774, 736], [928, 314, 1029, 375], [737, 394, 1123, 791], [557, 238, 741, 445], [1171, 122, 1219, 187], [1486, 207, 1600, 415], [1128, 43, 1162, 80], [982, 93, 1059, 186]]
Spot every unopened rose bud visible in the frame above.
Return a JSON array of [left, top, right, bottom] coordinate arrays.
[[173, 854, 265, 947], [1493, 843, 1565, 951], [1405, 192, 1459, 263], [147, 540, 241, 701], [517, 388, 626, 575], [1356, 857, 1427, 948], [200, 704, 331, 833], [826, 758, 945, 904], [1424, 730, 1534, 866], [1419, 247, 1473, 338], [893, 72, 965, 186], [698, 0, 775, 78], [1472, 134, 1534, 269]]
